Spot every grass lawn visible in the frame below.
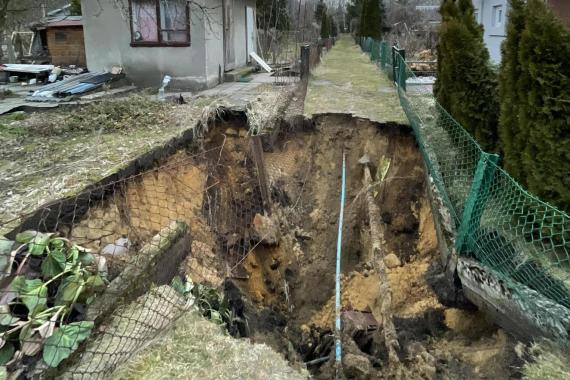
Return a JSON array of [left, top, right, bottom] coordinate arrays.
[[304, 34, 407, 124], [0, 94, 220, 234]]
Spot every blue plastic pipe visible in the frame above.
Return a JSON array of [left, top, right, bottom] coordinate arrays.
[[335, 151, 346, 375]]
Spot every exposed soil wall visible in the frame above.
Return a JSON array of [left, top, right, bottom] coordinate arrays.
[[223, 114, 522, 379]]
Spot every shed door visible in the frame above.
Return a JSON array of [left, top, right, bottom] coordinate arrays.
[[223, 0, 235, 71], [246, 6, 256, 62]]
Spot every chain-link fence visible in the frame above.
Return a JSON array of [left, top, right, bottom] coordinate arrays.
[[358, 37, 570, 322], [0, 127, 271, 378]]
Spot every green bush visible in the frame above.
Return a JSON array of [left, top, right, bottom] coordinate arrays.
[[435, 0, 499, 152], [359, 0, 383, 39], [498, 0, 526, 182], [320, 13, 331, 39], [69, 0, 82, 16], [515, 0, 570, 210]]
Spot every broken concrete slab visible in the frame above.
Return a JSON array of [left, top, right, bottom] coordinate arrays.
[[250, 52, 273, 73]]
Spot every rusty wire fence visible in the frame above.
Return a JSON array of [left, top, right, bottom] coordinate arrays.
[[0, 129, 273, 379]]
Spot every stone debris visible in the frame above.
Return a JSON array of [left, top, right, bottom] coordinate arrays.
[[384, 253, 402, 269], [252, 213, 281, 245]]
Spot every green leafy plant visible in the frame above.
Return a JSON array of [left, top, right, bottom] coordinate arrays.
[[171, 276, 243, 331], [0, 232, 107, 368], [43, 321, 93, 367]]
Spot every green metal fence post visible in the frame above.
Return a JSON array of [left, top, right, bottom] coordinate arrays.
[[396, 49, 406, 91], [455, 152, 500, 254], [392, 47, 406, 89], [392, 46, 397, 83]]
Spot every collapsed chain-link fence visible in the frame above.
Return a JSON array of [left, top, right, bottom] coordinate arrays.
[[359, 37, 570, 327], [0, 128, 273, 378]]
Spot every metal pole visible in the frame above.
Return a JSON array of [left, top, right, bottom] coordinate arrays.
[[335, 150, 346, 378], [301, 44, 310, 81]]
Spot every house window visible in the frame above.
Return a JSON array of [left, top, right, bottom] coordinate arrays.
[[55, 31, 67, 42], [493, 5, 504, 27], [130, 0, 190, 47]]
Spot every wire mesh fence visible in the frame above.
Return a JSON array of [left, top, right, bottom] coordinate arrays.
[[358, 37, 570, 323], [0, 132, 269, 378]]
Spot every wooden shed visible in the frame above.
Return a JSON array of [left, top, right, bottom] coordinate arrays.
[[30, 15, 86, 67], [44, 16, 86, 67]]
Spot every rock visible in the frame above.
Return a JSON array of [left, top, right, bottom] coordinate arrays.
[[101, 237, 130, 256], [239, 129, 249, 138], [294, 227, 313, 241], [343, 353, 372, 379], [309, 208, 322, 224], [226, 233, 240, 247], [93, 254, 108, 277], [270, 258, 280, 270], [252, 214, 281, 245], [191, 240, 214, 256], [225, 127, 239, 136], [384, 253, 402, 269]]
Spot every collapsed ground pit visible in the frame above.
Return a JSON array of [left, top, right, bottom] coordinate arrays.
[[57, 113, 522, 379]]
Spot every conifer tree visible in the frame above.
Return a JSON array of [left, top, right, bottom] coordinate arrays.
[[498, 0, 526, 182], [315, 0, 327, 23], [359, 0, 368, 37], [69, 0, 82, 16], [331, 16, 339, 37], [320, 13, 331, 38], [518, 0, 570, 209], [434, 0, 499, 151], [359, 0, 383, 39]]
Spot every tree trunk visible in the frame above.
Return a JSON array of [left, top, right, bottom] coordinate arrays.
[[0, 0, 11, 62], [362, 162, 400, 365]]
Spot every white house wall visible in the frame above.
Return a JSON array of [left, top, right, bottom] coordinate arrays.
[[82, 0, 255, 90], [204, 0, 224, 88], [204, 0, 256, 86], [472, 0, 508, 64], [233, 0, 255, 68]]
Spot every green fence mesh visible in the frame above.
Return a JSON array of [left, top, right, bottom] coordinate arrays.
[[358, 37, 570, 314]]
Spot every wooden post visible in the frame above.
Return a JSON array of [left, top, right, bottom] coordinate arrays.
[[250, 135, 272, 214], [301, 44, 310, 82]]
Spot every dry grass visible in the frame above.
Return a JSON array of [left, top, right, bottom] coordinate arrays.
[[522, 340, 570, 380], [246, 87, 292, 136], [0, 94, 225, 234], [111, 311, 309, 380]]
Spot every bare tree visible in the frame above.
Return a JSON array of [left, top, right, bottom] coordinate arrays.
[[0, 0, 68, 61], [384, 0, 439, 55]]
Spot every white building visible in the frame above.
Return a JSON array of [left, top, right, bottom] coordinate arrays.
[[472, 0, 508, 64], [81, 0, 257, 90]]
